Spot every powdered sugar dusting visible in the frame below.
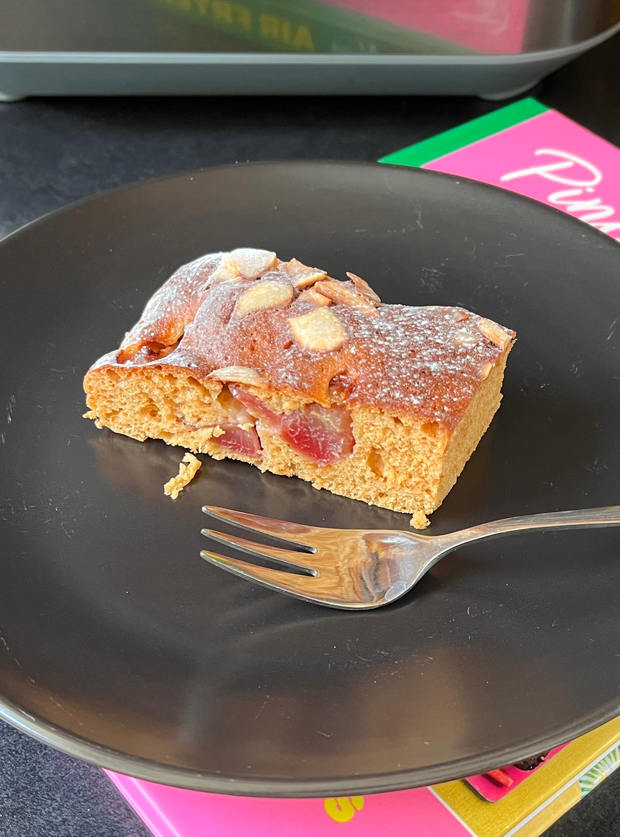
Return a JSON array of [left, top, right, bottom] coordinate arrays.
[[100, 249, 514, 428], [338, 304, 502, 423], [117, 251, 224, 360]]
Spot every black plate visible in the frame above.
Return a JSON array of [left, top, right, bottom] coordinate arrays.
[[0, 162, 618, 797]]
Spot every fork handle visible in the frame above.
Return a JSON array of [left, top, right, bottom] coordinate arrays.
[[442, 505, 620, 550]]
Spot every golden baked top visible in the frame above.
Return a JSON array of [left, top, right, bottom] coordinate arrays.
[[89, 248, 515, 429]]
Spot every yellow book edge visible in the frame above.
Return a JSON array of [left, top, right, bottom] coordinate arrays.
[[432, 716, 620, 837]]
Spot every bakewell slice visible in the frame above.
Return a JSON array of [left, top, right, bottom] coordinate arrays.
[[83, 248, 515, 516]]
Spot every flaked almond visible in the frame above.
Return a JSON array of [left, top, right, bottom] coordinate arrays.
[[479, 361, 494, 380], [314, 279, 377, 313], [478, 318, 512, 350], [227, 248, 277, 280], [452, 328, 478, 348], [210, 263, 241, 285], [208, 366, 266, 387], [288, 306, 346, 353], [286, 258, 327, 289], [234, 280, 294, 317], [298, 287, 332, 306], [346, 272, 381, 304]]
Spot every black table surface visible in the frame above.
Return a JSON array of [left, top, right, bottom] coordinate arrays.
[[1, 33, 619, 837]]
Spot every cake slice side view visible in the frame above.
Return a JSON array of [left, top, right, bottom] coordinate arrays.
[[83, 248, 515, 517]]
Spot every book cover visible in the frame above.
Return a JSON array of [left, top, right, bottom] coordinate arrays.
[[380, 98, 620, 242], [434, 719, 620, 836], [106, 717, 620, 836]]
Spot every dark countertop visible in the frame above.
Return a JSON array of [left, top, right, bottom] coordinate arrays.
[[1, 33, 619, 837]]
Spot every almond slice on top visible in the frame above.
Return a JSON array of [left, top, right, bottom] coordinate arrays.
[[286, 258, 327, 289], [228, 248, 277, 280], [208, 366, 266, 386], [234, 280, 294, 317], [313, 279, 377, 314], [478, 318, 512, 350], [288, 306, 346, 352], [298, 287, 332, 306], [346, 272, 381, 304]]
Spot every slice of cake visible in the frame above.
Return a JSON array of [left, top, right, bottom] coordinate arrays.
[[84, 248, 515, 517]]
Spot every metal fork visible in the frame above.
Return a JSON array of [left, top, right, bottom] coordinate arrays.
[[200, 505, 620, 610]]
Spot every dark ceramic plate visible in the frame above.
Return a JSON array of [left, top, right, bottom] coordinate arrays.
[[0, 163, 618, 797]]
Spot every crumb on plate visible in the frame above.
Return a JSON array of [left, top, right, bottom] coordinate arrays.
[[164, 453, 202, 500], [410, 511, 430, 530], [83, 409, 104, 429]]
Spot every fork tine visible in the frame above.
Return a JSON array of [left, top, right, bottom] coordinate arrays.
[[202, 505, 320, 551], [200, 549, 321, 601], [201, 528, 317, 575]]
